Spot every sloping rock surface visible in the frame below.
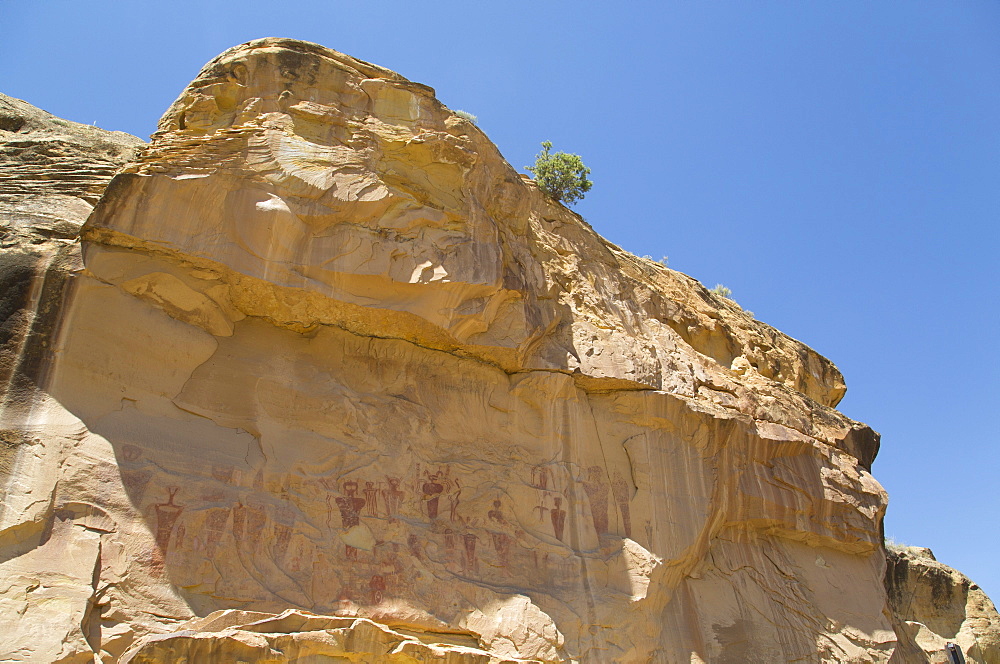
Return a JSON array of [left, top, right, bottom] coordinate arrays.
[[0, 39, 996, 663]]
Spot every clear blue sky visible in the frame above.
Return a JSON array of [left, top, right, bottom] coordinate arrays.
[[3, 1, 998, 601]]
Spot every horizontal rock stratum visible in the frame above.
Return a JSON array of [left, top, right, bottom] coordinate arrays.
[[1, 39, 997, 663]]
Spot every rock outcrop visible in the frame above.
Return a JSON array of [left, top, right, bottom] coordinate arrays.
[[886, 547, 1000, 663], [0, 92, 143, 412], [0, 92, 145, 664], [0, 39, 996, 663]]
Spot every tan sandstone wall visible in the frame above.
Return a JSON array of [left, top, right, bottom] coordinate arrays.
[[0, 39, 995, 663], [886, 547, 1000, 664]]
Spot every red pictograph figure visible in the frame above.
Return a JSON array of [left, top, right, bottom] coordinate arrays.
[[211, 464, 235, 484], [383, 476, 404, 520], [370, 574, 386, 603], [274, 496, 296, 561], [491, 532, 512, 567], [363, 481, 379, 517], [444, 528, 458, 567], [335, 480, 366, 528], [246, 504, 267, 544], [487, 499, 512, 567], [202, 507, 231, 558], [462, 532, 479, 573], [319, 476, 342, 530], [232, 502, 246, 541], [407, 533, 423, 560], [610, 470, 632, 538], [121, 469, 153, 506], [488, 499, 506, 525], [335, 480, 366, 560], [121, 444, 143, 463], [550, 497, 567, 542], [532, 465, 552, 490], [152, 487, 183, 570], [533, 494, 550, 523], [120, 445, 151, 503], [582, 465, 609, 535], [274, 522, 293, 561], [421, 472, 444, 520], [447, 478, 462, 523]]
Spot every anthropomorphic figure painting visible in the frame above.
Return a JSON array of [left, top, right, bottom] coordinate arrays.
[[582, 466, 609, 536], [533, 493, 550, 524], [153, 487, 183, 554], [335, 480, 365, 529], [149, 487, 183, 574], [550, 496, 567, 542], [363, 481, 379, 517], [202, 506, 231, 558], [334, 480, 367, 560], [369, 574, 386, 603], [447, 478, 462, 523], [611, 469, 632, 538], [421, 471, 445, 520], [120, 445, 152, 505], [532, 465, 552, 490], [462, 532, 479, 573], [407, 533, 423, 560], [487, 499, 513, 567], [383, 476, 404, 520]]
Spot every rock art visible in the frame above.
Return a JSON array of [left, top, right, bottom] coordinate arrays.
[[1, 39, 997, 662]]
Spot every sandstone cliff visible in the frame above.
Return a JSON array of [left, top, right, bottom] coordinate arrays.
[[0, 39, 996, 663]]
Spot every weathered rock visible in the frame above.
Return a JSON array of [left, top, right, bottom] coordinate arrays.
[[0, 38, 994, 662], [0, 94, 144, 664], [0, 93, 144, 415], [120, 608, 534, 663], [886, 547, 1000, 663]]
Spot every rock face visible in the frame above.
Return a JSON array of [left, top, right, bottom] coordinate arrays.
[[0, 93, 143, 415], [0, 93, 145, 664], [0, 39, 996, 662], [886, 547, 1000, 663]]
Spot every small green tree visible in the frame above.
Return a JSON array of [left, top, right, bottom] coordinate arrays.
[[526, 141, 592, 205]]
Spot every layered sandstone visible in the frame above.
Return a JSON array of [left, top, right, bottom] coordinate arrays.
[[0, 92, 143, 409], [0, 39, 996, 662], [886, 547, 1000, 663], [0, 93, 145, 664]]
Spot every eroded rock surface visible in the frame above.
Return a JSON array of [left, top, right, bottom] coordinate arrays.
[[0, 93, 143, 412], [0, 94, 144, 664], [0, 39, 995, 662], [886, 547, 1000, 663]]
